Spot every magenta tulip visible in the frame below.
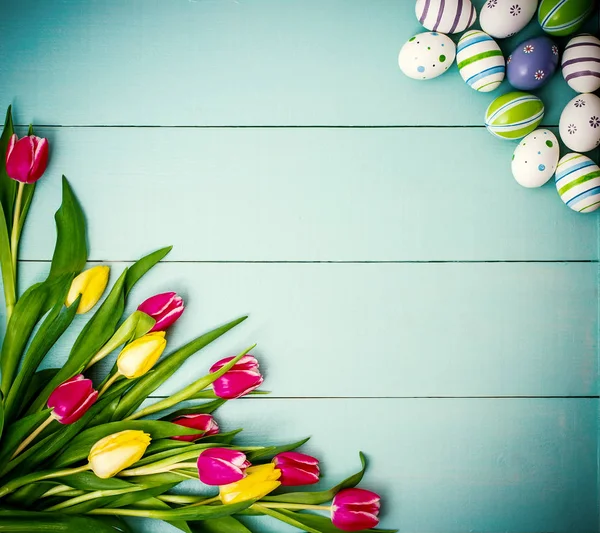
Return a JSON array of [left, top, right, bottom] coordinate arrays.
[[209, 355, 264, 400], [273, 451, 320, 486], [137, 292, 184, 332], [5, 134, 49, 184], [47, 375, 99, 425], [331, 488, 381, 532], [171, 414, 220, 442], [196, 448, 250, 486]]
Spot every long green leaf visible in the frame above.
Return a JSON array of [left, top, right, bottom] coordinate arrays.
[[246, 437, 310, 462], [112, 316, 247, 420], [124, 246, 171, 297], [0, 511, 126, 532], [0, 410, 50, 467], [0, 203, 15, 324], [276, 509, 397, 533], [161, 399, 226, 420], [252, 504, 323, 533], [20, 369, 59, 411], [0, 106, 16, 231], [194, 516, 255, 533]]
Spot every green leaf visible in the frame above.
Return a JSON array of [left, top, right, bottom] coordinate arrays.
[[252, 504, 323, 533], [276, 509, 397, 533], [194, 516, 255, 533], [246, 437, 310, 462], [48, 176, 87, 280], [0, 203, 15, 321], [263, 452, 367, 504], [0, 106, 16, 230], [0, 511, 127, 532], [124, 246, 171, 297], [0, 410, 50, 467], [14, 183, 35, 247], [161, 399, 226, 420], [112, 316, 247, 420], [21, 369, 59, 411], [0, 394, 4, 442]]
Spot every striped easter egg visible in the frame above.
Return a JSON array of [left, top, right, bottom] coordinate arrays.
[[457, 30, 505, 92], [555, 153, 600, 212], [562, 34, 600, 93], [484, 92, 545, 140], [415, 0, 476, 34], [538, 0, 594, 37]]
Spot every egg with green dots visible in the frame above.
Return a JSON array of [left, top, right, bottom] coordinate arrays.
[[398, 31, 455, 80], [511, 129, 560, 188]]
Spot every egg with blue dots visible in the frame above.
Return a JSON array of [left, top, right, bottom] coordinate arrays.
[[511, 129, 560, 188], [415, 0, 476, 34], [457, 30, 505, 92], [398, 32, 456, 80]]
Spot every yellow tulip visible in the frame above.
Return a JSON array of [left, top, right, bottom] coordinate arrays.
[[116, 332, 167, 379], [219, 463, 281, 504], [88, 430, 151, 479], [66, 265, 110, 314]]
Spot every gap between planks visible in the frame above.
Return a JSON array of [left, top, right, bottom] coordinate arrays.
[[146, 395, 600, 400], [15, 124, 564, 129], [17, 259, 600, 264]]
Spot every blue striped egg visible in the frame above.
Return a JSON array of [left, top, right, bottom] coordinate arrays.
[[457, 30, 505, 92], [485, 92, 545, 140], [562, 34, 600, 93], [415, 0, 476, 34], [555, 153, 600, 213]]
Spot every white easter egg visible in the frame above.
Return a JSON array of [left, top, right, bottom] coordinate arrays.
[[555, 153, 600, 212], [415, 0, 476, 34], [511, 129, 559, 188], [480, 0, 538, 39], [398, 32, 456, 80], [562, 34, 600, 93], [559, 93, 600, 153]]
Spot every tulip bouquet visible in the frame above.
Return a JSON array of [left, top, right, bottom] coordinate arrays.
[[0, 105, 394, 533]]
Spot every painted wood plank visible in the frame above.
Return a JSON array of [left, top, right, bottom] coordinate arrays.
[[127, 398, 599, 533], [1, 1, 597, 127], [17, 127, 599, 262], [16, 260, 596, 397]]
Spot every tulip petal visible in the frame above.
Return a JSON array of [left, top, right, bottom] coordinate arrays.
[[331, 510, 380, 532], [28, 137, 49, 183], [152, 303, 184, 331], [197, 457, 246, 486], [172, 414, 220, 442], [6, 136, 35, 183], [210, 355, 259, 373], [6, 134, 16, 160], [59, 390, 99, 425], [138, 292, 177, 316]]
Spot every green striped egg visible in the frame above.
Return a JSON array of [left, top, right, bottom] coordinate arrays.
[[538, 0, 594, 37], [457, 30, 505, 92], [484, 92, 544, 140], [555, 153, 600, 212]]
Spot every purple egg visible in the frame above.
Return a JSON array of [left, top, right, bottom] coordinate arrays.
[[507, 36, 559, 91]]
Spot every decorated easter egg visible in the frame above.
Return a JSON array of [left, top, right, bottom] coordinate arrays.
[[538, 0, 594, 36], [398, 32, 456, 80], [555, 153, 600, 212], [562, 34, 600, 93], [415, 0, 476, 34], [559, 93, 600, 152], [507, 36, 559, 90], [480, 0, 538, 39], [511, 129, 559, 187], [485, 92, 545, 140], [457, 30, 505, 92]]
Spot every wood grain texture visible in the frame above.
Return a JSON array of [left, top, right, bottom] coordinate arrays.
[[10, 127, 599, 262], [0, 1, 597, 127]]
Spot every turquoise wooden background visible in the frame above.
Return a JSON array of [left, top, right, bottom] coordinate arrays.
[[1, 1, 599, 531]]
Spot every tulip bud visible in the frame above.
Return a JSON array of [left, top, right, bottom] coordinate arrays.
[[137, 292, 184, 332], [116, 331, 167, 379], [66, 265, 110, 314], [88, 430, 151, 479], [47, 374, 98, 425], [5, 134, 49, 184], [171, 414, 220, 442], [331, 488, 381, 532], [209, 355, 264, 400], [196, 448, 250, 486], [219, 463, 281, 504], [272, 451, 320, 486]]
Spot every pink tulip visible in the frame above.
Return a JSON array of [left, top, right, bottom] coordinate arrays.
[[137, 292, 184, 332], [5, 134, 49, 184], [331, 488, 381, 532], [273, 451, 320, 486], [171, 414, 220, 442], [47, 375, 98, 425], [209, 355, 264, 400], [197, 448, 250, 486]]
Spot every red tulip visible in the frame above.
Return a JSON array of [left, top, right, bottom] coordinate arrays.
[[331, 488, 381, 532], [137, 292, 184, 332], [272, 451, 320, 486], [209, 355, 264, 400], [47, 375, 98, 425], [171, 414, 220, 442], [5, 134, 49, 184], [196, 448, 250, 486]]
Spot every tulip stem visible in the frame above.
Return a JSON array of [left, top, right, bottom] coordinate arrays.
[[98, 372, 120, 397], [256, 502, 332, 512], [45, 486, 146, 512], [10, 414, 54, 460], [185, 495, 221, 507], [10, 182, 24, 275], [0, 463, 90, 499]]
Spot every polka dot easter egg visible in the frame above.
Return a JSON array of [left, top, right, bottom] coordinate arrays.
[[457, 30, 505, 92], [480, 0, 538, 39], [555, 153, 600, 212], [415, 0, 476, 34], [485, 92, 545, 140], [398, 32, 455, 80], [507, 36, 559, 90], [562, 34, 600, 93], [511, 129, 559, 188], [538, 0, 594, 37], [559, 93, 600, 153]]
